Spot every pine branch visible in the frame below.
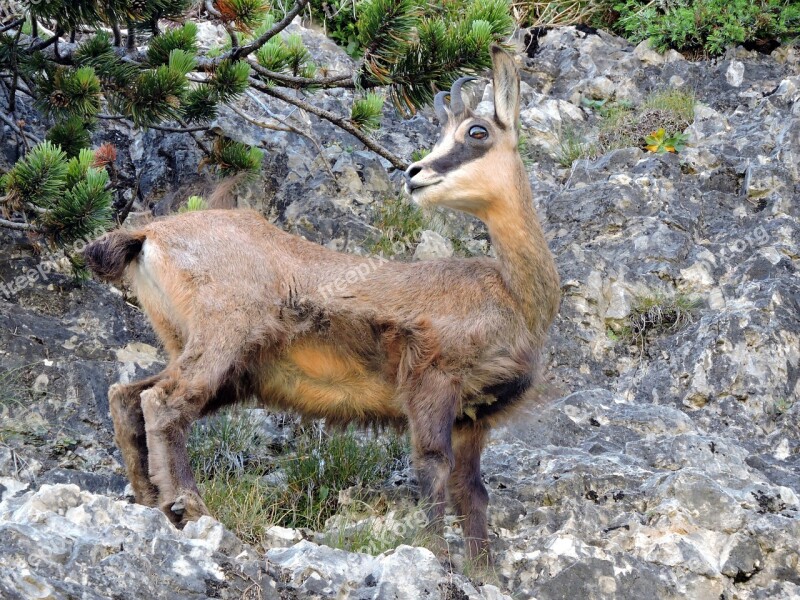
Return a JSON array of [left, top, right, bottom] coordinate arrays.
[[249, 61, 356, 89], [206, 0, 240, 49], [0, 111, 41, 146], [116, 171, 142, 225], [97, 114, 210, 134], [0, 217, 42, 232], [151, 123, 210, 133], [248, 77, 407, 170], [28, 29, 64, 53], [228, 0, 310, 61], [0, 19, 25, 34]]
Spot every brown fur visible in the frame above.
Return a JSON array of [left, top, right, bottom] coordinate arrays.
[[84, 230, 146, 282], [85, 47, 561, 563]]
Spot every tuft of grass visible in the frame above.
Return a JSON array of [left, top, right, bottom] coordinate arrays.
[[0, 367, 24, 407], [199, 473, 280, 547], [518, 132, 537, 167], [179, 195, 208, 212], [323, 503, 425, 555], [643, 89, 696, 124], [189, 413, 409, 548], [619, 293, 700, 351], [365, 193, 429, 256], [594, 89, 695, 156], [280, 425, 408, 529], [189, 408, 268, 477], [556, 125, 593, 167], [0, 366, 48, 445], [410, 148, 430, 162]]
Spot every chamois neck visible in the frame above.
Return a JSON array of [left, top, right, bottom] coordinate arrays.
[[483, 161, 560, 337]]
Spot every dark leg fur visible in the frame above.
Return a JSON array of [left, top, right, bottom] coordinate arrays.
[[140, 343, 246, 526], [141, 381, 211, 527], [405, 367, 459, 550], [449, 423, 491, 563], [108, 372, 168, 506]]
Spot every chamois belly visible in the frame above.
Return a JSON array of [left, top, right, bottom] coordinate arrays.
[[458, 372, 536, 426], [256, 341, 404, 425]]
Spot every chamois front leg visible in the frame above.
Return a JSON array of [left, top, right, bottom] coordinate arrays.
[[406, 368, 458, 551], [449, 423, 491, 564], [108, 371, 169, 506]]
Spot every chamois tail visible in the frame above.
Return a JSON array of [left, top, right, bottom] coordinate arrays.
[[84, 229, 146, 282]]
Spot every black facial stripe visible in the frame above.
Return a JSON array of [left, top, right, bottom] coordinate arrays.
[[426, 139, 491, 176]]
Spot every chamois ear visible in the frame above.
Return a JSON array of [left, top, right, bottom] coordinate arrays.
[[490, 45, 520, 132]]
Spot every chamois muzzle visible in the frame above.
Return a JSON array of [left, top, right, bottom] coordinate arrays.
[[404, 164, 424, 190]]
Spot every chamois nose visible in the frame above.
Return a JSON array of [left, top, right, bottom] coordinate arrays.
[[405, 163, 423, 187]]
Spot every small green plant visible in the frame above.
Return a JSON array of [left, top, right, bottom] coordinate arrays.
[[594, 89, 695, 156], [179, 195, 208, 212], [620, 292, 700, 351], [189, 411, 409, 548], [644, 128, 689, 154], [365, 193, 429, 256], [776, 398, 794, 414], [351, 92, 384, 132], [643, 89, 696, 124], [410, 148, 430, 162], [609, 0, 800, 56], [556, 125, 592, 167]]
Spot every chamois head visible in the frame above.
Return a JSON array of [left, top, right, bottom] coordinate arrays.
[[404, 45, 521, 217]]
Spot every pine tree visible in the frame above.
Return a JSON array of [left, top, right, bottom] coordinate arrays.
[[0, 0, 513, 265]]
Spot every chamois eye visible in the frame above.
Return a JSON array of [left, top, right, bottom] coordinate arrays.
[[468, 125, 488, 140]]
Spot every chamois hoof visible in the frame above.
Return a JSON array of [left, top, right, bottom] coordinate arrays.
[[165, 491, 211, 527]]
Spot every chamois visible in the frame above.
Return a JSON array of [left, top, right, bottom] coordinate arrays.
[[84, 46, 561, 561]]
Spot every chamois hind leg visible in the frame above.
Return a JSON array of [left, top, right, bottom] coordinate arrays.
[[140, 345, 246, 527], [449, 422, 491, 564], [108, 371, 169, 506], [405, 368, 458, 551]]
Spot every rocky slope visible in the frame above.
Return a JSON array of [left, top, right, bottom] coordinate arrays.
[[1, 24, 799, 600]]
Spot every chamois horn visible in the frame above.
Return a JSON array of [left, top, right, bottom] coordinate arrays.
[[433, 90, 450, 122], [449, 76, 477, 115]]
